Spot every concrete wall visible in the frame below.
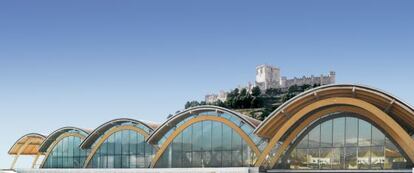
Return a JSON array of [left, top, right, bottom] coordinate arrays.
[[14, 168, 259, 173]]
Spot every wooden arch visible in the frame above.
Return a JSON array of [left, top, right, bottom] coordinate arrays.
[[82, 125, 151, 168], [39, 132, 87, 168], [150, 115, 261, 168], [8, 133, 46, 169], [255, 97, 414, 168]]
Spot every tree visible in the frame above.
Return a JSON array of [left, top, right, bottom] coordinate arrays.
[[240, 88, 248, 96], [251, 86, 261, 97], [288, 85, 299, 93], [300, 84, 312, 91], [185, 100, 203, 109], [265, 88, 282, 96]]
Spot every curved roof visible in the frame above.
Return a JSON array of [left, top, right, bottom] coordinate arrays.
[[79, 118, 159, 149], [38, 127, 90, 152], [8, 133, 46, 155], [147, 105, 261, 144], [255, 84, 414, 138]]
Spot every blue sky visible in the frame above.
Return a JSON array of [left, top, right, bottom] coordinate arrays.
[[1, 0, 414, 168]]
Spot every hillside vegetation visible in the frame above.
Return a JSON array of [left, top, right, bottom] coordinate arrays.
[[185, 84, 321, 120]]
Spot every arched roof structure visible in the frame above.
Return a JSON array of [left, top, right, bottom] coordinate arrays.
[[8, 133, 46, 169], [8, 133, 46, 155], [38, 127, 90, 152], [9, 84, 414, 171], [254, 84, 414, 168], [255, 84, 414, 138], [79, 118, 158, 149], [147, 105, 261, 145]]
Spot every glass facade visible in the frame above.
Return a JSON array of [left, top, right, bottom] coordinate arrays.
[[23, 107, 414, 170], [156, 111, 267, 151], [278, 112, 409, 170], [87, 129, 155, 168], [154, 120, 256, 168], [43, 135, 88, 168]]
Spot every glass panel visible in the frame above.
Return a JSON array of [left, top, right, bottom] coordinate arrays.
[[222, 124, 232, 150], [308, 148, 319, 169], [212, 122, 222, 150], [345, 117, 358, 147], [384, 138, 407, 169], [331, 147, 344, 169], [333, 117, 345, 147], [211, 151, 222, 167], [172, 133, 183, 167], [319, 148, 332, 169], [371, 146, 384, 169], [232, 129, 242, 151], [358, 120, 371, 146], [144, 140, 153, 167], [130, 132, 137, 168], [204, 151, 212, 167], [202, 121, 212, 151], [222, 151, 232, 167], [182, 126, 192, 152], [358, 146, 370, 169], [240, 123, 253, 135], [108, 135, 115, 155], [320, 120, 333, 147], [114, 132, 122, 155], [296, 149, 308, 169], [231, 150, 242, 167], [192, 151, 202, 167], [345, 147, 357, 169], [183, 151, 192, 167], [308, 125, 320, 148], [297, 134, 308, 149], [372, 126, 385, 146], [192, 122, 202, 151]]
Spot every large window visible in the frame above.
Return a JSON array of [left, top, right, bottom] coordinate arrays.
[[156, 111, 267, 151], [154, 120, 256, 168], [87, 129, 154, 168], [278, 112, 409, 170], [43, 136, 87, 168]]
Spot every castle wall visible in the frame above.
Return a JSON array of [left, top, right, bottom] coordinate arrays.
[[281, 72, 335, 89], [205, 65, 335, 103]]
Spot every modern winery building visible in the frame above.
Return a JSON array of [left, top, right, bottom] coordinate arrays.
[[7, 84, 414, 172]]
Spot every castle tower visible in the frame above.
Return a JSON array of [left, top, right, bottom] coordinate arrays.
[[329, 71, 336, 84], [255, 64, 281, 90]]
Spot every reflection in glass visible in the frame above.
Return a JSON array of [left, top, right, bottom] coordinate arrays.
[[155, 120, 256, 168], [43, 135, 87, 168], [345, 117, 358, 146], [345, 147, 357, 169], [320, 120, 333, 147], [333, 117, 345, 147], [88, 129, 154, 168], [358, 146, 370, 169], [358, 121, 371, 146], [320, 148, 332, 169], [384, 138, 407, 169], [279, 112, 410, 170]]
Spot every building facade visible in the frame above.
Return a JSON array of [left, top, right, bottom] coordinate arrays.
[[8, 84, 414, 172]]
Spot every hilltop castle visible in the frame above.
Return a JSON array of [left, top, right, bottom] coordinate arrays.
[[205, 64, 335, 103]]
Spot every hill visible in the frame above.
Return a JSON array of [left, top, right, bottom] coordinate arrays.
[[185, 84, 322, 120]]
